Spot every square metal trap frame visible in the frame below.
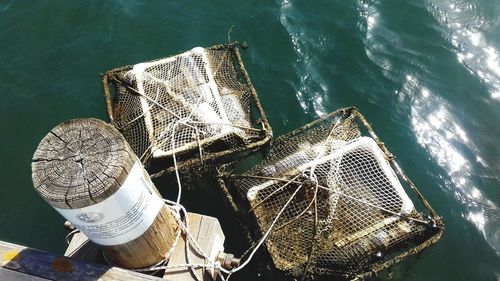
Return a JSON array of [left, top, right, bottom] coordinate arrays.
[[102, 43, 272, 178], [217, 107, 443, 280]]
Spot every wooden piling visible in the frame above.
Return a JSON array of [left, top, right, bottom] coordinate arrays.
[[31, 118, 179, 269]]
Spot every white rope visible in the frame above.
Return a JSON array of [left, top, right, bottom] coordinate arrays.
[[188, 121, 262, 133], [164, 199, 211, 260], [131, 87, 230, 276], [131, 183, 306, 280], [120, 64, 275, 279], [315, 184, 430, 224], [151, 92, 205, 204], [111, 205, 182, 274], [276, 176, 319, 231], [117, 87, 163, 130], [248, 173, 302, 213], [223, 181, 306, 279], [309, 118, 341, 175], [136, 90, 263, 163], [170, 120, 183, 204], [129, 199, 226, 281], [164, 214, 183, 261], [168, 100, 206, 205], [65, 229, 81, 245], [172, 199, 204, 281]]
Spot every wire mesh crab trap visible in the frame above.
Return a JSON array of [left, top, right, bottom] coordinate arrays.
[[217, 107, 443, 280], [102, 43, 272, 178]]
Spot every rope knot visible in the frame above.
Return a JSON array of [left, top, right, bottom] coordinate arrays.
[[176, 117, 192, 127], [299, 171, 318, 188]]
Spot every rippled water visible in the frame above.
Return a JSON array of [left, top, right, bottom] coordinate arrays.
[[0, 1, 499, 280]]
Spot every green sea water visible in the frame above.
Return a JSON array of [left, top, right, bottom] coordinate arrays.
[[1, 0, 499, 280]]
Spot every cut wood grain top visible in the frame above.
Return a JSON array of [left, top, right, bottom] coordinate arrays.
[[32, 118, 136, 209]]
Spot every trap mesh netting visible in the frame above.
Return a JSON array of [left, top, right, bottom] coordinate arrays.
[[218, 107, 443, 280], [102, 43, 271, 177]]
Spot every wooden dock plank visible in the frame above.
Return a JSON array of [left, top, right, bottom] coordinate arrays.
[[0, 267, 50, 281], [0, 241, 164, 281], [164, 213, 225, 281]]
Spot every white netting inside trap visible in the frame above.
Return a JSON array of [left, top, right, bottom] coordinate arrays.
[[106, 46, 266, 170], [246, 137, 415, 268]]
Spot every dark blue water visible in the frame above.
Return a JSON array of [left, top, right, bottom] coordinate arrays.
[[0, 0, 499, 280]]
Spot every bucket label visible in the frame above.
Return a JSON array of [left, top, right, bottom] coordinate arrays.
[[54, 161, 164, 246]]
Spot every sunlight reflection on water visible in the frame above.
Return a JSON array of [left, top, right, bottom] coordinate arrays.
[[279, 0, 328, 117], [358, 0, 500, 256], [406, 74, 499, 255], [427, 0, 500, 100]]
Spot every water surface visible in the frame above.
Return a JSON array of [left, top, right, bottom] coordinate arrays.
[[0, 1, 499, 280]]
